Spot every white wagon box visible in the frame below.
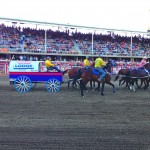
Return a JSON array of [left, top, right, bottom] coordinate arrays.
[[9, 61, 41, 72]]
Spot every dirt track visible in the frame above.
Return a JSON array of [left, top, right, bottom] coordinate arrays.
[[0, 75, 150, 150]]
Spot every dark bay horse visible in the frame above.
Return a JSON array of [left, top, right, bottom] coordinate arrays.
[[80, 60, 115, 97], [125, 68, 149, 91], [67, 67, 81, 89], [67, 62, 96, 89], [114, 68, 131, 88], [144, 62, 150, 70], [128, 63, 150, 90]]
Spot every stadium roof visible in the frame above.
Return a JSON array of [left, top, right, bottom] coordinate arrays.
[[0, 17, 150, 35]]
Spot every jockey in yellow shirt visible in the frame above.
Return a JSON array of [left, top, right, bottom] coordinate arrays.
[[45, 56, 62, 72], [84, 56, 91, 68], [95, 54, 106, 82], [74, 56, 91, 81]]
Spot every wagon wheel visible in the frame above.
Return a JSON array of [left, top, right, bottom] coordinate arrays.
[[14, 76, 32, 92], [46, 78, 60, 92]]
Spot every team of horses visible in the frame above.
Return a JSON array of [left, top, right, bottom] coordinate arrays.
[[114, 63, 150, 91], [66, 61, 150, 97], [67, 59, 116, 97]]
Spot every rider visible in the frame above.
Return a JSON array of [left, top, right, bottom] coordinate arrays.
[[83, 56, 91, 68], [138, 56, 149, 75], [45, 56, 62, 72], [130, 59, 137, 70], [95, 54, 106, 82], [138, 56, 148, 70], [73, 56, 91, 82]]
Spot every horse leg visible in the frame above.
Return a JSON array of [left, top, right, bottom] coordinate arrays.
[[76, 80, 81, 89], [90, 80, 93, 90], [146, 79, 149, 90], [80, 80, 84, 97], [130, 78, 136, 92], [101, 82, 105, 96], [106, 81, 115, 93], [93, 81, 96, 87], [71, 80, 76, 89], [137, 79, 142, 89], [94, 82, 101, 91], [119, 77, 124, 86], [118, 78, 122, 87], [98, 82, 100, 91], [80, 80, 88, 97], [68, 79, 72, 89], [143, 79, 149, 90]]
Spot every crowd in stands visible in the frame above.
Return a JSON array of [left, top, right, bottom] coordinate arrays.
[[0, 23, 150, 57]]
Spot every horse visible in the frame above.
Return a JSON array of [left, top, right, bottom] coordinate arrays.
[[137, 63, 150, 89], [125, 68, 149, 91], [114, 68, 132, 88], [89, 59, 116, 91], [67, 67, 81, 89], [144, 62, 150, 71], [80, 59, 115, 97], [67, 62, 96, 90]]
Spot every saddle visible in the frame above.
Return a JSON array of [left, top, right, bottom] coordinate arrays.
[[92, 68, 109, 75], [92, 68, 100, 75]]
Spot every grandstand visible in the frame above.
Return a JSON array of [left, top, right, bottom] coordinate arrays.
[[0, 17, 150, 62]]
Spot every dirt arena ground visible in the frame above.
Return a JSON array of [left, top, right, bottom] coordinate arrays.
[[0, 75, 150, 150]]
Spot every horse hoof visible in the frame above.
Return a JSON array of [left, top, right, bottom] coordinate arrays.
[[101, 93, 104, 96]]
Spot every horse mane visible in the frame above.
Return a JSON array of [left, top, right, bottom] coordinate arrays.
[[104, 60, 113, 73]]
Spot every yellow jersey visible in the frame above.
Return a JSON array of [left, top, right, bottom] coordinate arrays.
[[94, 58, 106, 68], [84, 59, 90, 67], [45, 60, 55, 67]]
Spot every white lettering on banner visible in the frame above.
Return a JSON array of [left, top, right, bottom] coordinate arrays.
[[13, 64, 33, 69], [9, 61, 40, 72]]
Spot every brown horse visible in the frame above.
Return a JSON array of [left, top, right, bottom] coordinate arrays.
[[67, 67, 81, 89], [114, 68, 131, 88], [80, 60, 115, 97], [125, 68, 149, 91], [144, 62, 150, 70], [137, 63, 150, 89], [144, 63, 150, 84], [67, 62, 96, 90]]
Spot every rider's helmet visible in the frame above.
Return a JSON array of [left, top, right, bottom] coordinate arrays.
[[143, 56, 147, 59]]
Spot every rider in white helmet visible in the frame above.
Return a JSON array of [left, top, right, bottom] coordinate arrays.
[[139, 56, 148, 70], [138, 56, 149, 74]]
